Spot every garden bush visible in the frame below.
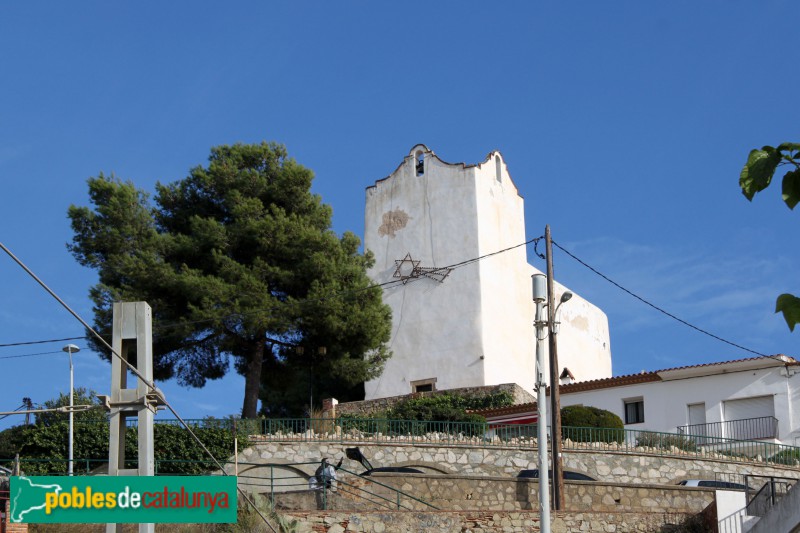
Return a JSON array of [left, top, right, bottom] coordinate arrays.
[[635, 431, 697, 452], [561, 405, 624, 444]]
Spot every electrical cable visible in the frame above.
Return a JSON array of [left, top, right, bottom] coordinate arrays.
[[2, 235, 543, 348], [0, 337, 83, 348], [0, 241, 279, 532], [0, 350, 66, 360], [3, 233, 782, 367], [551, 239, 784, 361]]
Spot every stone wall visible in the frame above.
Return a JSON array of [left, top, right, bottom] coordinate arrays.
[[234, 441, 800, 486], [271, 474, 714, 514], [279, 509, 704, 532], [332, 383, 534, 417]]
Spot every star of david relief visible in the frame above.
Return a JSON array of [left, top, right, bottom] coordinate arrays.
[[393, 253, 453, 284]]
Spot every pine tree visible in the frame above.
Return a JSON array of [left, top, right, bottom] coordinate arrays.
[[68, 142, 391, 417]]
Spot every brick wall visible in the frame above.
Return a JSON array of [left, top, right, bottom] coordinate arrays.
[[4, 498, 28, 533]]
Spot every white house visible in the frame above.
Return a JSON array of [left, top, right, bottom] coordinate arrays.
[[363, 145, 612, 400], [556, 355, 800, 447]]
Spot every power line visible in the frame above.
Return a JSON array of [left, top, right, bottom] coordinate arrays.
[[0, 336, 84, 348], [551, 239, 781, 360], [0, 350, 71, 360], [2, 236, 545, 350], [0, 240, 278, 532], [5, 234, 774, 366], [143, 237, 544, 336]]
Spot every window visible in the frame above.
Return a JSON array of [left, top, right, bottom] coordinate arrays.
[[411, 377, 437, 393], [415, 151, 424, 176], [624, 399, 644, 424]]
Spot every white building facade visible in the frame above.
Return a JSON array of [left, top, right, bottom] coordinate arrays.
[[559, 355, 800, 447], [363, 145, 612, 400]]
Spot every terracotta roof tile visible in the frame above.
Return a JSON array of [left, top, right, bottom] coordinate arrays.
[[469, 402, 537, 418], [559, 371, 661, 394], [559, 354, 797, 394]]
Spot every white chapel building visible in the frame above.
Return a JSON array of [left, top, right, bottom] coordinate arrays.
[[363, 145, 612, 400]]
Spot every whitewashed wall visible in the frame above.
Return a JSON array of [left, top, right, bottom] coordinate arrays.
[[363, 145, 612, 400], [559, 362, 800, 446]]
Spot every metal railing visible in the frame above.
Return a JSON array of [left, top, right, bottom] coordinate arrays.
[[678, 416, 779, 441], [6, 418, 800, 472], [0, 458, 435, 513], [745, 475, 797, 517]]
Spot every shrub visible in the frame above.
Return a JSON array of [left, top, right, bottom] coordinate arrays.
[[769, 447, 800, 465], [6, 421, 249, 475], [635, 431, 697, 452], [387, 391, 512, 421], [379, 392, 512, 437], [561, 405, 624, 444]]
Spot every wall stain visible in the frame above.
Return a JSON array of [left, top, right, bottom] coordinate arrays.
[[378, 208, 410, 238]]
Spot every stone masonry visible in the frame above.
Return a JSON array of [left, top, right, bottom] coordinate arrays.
[[233, 441, 800, 485], [278, 510, 702, 532]]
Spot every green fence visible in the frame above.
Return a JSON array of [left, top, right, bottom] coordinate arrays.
[[8, 418, 800, 471], [0, 457, 437, 512]]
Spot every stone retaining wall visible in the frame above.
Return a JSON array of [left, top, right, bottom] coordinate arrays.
[[280, 509, 705, 532], [272, 474, 714, 514], [352, 474, 714, 513], [234, 441, 800, 486]]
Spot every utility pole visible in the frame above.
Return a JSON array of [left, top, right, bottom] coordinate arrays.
[[545, 225, 565, 510], [532, 274, 551, 533], [102, 301, 163, 533]]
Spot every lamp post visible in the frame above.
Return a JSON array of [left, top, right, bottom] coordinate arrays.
[[532, 274, 550, 533], [62, 343, 80, 476]]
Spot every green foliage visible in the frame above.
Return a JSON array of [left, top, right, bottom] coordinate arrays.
[[776, 294, 800, 332], [68, 142, 392, 418], [561, 405, 624, 443], [386, 391, 512, 422], [740, 143, 800, 206], [739, 142, 800, 331], [635, 431, 697, 452], [0, 389, 111, 472], [35, 387, 108, 427], [0, 424, 28, 461], [4, 416, 250, 475], [768, 447, 800, 465], [328, 392, 513, 437], [12, 421, 129, 475], [336, 413, 387, 435], [370, 392, 513, 437], [153, 424, 250, 474]]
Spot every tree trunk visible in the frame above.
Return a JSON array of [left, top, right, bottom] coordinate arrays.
[[242, 341, 265, 419]]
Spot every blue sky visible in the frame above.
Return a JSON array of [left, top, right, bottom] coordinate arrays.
[[1, 2, 798, 430]]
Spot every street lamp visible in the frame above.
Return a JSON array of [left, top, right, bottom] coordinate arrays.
[[553, 292, 573, 333], [531, 274, 550, 533], [62, 343, 80, 476]]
